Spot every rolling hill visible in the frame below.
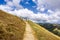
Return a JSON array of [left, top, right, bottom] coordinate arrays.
[[0, 10, 60, 40], [38, 23, 60, 36]]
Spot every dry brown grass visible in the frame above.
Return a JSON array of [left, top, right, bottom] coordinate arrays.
[[28, 21, 60, 40], [0, 10, 26, 40]]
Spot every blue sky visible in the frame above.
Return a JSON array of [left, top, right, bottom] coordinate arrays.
[[0, 0, 60, 24], [0, 0, 6, 5], [0, 0, 48, 13], [0, 0, 38, 13], [20, 0, 38, 13]]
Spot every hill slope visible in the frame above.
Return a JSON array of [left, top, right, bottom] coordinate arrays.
[[0, 10, 26, 40], [28, 21, 60, 40], [0, 10, 60, 40]]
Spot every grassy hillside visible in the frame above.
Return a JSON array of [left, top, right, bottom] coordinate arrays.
[[0, 10, 26, 40], [28, 21, 60, 40]]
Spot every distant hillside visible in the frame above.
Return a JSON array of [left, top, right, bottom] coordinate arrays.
[[0, 10, 60, 40], [38, 23, 60, 36]]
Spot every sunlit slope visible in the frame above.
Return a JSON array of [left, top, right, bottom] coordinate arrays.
[[28, 21, 60, 40], [0, 10, 26, 40]]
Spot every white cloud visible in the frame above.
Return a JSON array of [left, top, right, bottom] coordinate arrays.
[[12, 0, 23, 9], [0, 5, 13, 11], [46, 10, 60, 23], [32, 0, 35, 2], [4, 0, 23, 9], [33, 0, 60, 10], [32, 0, 60, 23], [44, 0, 60, 10], [6, 1, 13, 7], [48, 10, 54, 13], [25, 2, 29, 4], [7, 8, 60, 24], [39, 7, 45, 12]]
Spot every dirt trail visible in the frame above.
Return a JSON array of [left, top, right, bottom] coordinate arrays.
[[23, 22, 38, 40]]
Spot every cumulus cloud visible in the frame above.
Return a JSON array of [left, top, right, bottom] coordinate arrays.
[[14, 9, 60, 24], [0, 5, 13, 11], [32, 0, 60, 23], [33, 0, 60, 10], [3, 8, 60, 24], [44, 0, 60, 10], [4, 0, 23, 9]]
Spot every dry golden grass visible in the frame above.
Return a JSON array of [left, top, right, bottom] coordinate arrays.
[[0, 10, 26, 40], [28, 21, 60, 40]]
